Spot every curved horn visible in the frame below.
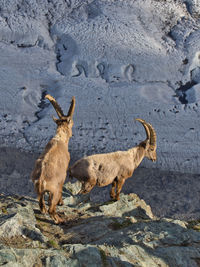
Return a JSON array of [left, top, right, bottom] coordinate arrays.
[[45, 94, 64, 119], [135, 118, 150, 140], [146, 122, 157, 149], [67, 96, 76, 117]]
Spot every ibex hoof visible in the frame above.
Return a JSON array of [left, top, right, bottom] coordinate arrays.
[[54, 215, 64, 224], [41, 207, 48, 214], [115, 196, 120, 201], [78, 189, 88, 195], [55, 219, 65, 224], [110, 193, 116, 199], [58, 200, 64, 206]]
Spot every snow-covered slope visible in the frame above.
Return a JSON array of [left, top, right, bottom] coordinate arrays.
[[1, 0, 200, 173]]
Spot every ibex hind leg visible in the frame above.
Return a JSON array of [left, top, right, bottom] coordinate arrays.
[[78, 178, 96, 194], [48, 192, 52, 206], [39, 192, 47, 214], [48, 191, 64, 224]]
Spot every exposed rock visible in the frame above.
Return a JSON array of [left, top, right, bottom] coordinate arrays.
[[0, 195, 46, 242], [98, 193, 155, 220], [0, 248, 72, 267], [1, 192, 200, 266]]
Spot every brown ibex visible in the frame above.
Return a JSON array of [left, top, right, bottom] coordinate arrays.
[[31, 94, 75, 223], [69, 119, 156, 201]]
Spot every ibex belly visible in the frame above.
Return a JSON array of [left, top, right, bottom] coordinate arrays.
[[96, 173, 118, 187]]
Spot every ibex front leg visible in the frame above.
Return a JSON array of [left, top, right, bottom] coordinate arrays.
[[110, 178, 117, 199], [39, 192, 47, 214], [115, 177, 125, 201], [49, 190, 63, 206]]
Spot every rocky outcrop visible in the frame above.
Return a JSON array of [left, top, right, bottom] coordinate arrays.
[[1, 186, 200, 267]]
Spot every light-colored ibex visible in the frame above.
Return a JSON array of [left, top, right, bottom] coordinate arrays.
[[69, 119, 156, 201], [31, 94, 75, 223]]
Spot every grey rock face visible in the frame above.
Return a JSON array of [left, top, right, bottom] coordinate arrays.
[[0, 0, 200, 174]]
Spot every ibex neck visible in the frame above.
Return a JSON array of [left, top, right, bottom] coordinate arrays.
[[54, 128, 71, 144], [130, 146, 145, 168]]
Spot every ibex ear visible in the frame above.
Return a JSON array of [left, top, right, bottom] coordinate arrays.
[[140, 139, 150, 149], [146, 139, 150, 148], [52, 116, 59, 123]]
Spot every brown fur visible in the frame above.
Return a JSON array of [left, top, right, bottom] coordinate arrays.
[[69, 119, 156, 201], [31, 95, 75, 223]]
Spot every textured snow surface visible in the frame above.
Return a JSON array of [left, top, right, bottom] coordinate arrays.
[[1, 0, 200, 174]]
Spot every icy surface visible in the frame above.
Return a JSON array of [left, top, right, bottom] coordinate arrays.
[[0, 0, 200, 174]]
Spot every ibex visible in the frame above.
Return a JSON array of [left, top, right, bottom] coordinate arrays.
[[69, 119, 156, 201], [31, 94, 75, 223]]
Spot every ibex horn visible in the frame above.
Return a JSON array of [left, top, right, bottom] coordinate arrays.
[[45, 94, 64, 119], [145, 122, 157, 149], [67, 96, 76, 117], [135, 118, 150, 141]]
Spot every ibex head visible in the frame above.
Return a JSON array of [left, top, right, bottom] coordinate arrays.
[[136, 118, 157, 162], [45, 94, 75, 136]]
